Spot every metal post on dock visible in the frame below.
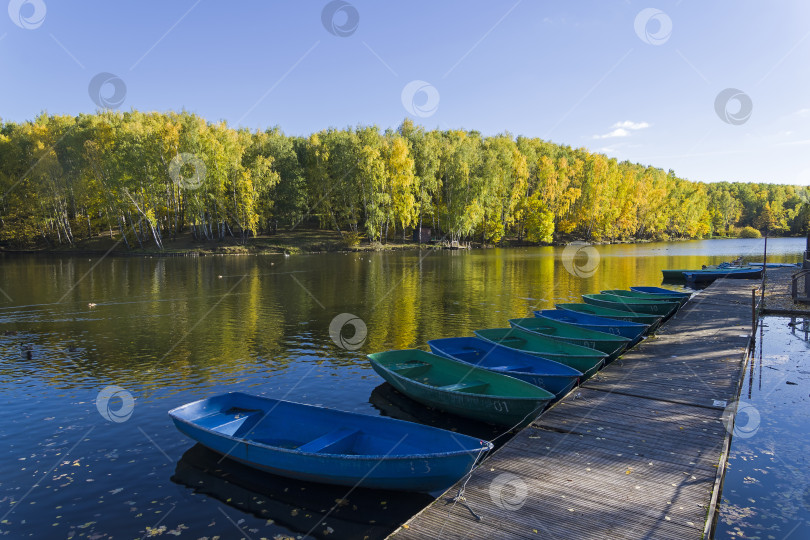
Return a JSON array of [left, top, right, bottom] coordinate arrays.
[[751, 288, 758, 334], [804, 230, 810, 293], [760, 235, 768, 304]]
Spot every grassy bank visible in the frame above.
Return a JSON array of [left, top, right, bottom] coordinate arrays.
[[2, 230, 781, 257]]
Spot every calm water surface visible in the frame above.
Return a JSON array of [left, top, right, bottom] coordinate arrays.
[[0, 238, 805, 539], [716, 316, 810, 539]]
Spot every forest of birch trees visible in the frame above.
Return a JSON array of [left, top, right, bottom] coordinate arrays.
[[1, 112, 808, 249]]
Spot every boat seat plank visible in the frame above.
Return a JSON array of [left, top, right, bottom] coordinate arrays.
[[439, 380, 490, 393], [490, 365, 531, 372], [297, 427, 360, 453], [203, 410, 262, 436]]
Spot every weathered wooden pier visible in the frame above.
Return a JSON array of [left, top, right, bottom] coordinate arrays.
[[390, 278, 755, 539]]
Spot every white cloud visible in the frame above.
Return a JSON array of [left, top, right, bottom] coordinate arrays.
[[593, 128, 630, 139], [612, 120, 650, 130], [794, 108, 810, 118], [776, 138, 810, 146], [592, 120, 650, 139]]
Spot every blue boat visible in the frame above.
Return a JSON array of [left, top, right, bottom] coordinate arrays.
[[507, 317, 630, 361], [534, 309, 648, 345], [683, 267, 762, 284], [427, 336, 582, 396], [747, 262, 800, 268], [169, 392, 492, 492], [474, 327, 606, 379], [630, 286, 691, 299]]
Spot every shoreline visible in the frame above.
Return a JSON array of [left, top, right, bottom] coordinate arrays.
[[0, 231, 790, 258]]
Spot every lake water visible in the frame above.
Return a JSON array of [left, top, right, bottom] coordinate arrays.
[[715, 316, 810, 539], [0, 237, 806, 539]]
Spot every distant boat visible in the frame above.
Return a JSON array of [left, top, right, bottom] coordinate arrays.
[[169, 392, 492, 492], [582, 294, 680, 317], [683, 267, 763, 283], [427, 336, 582, 396], [508, 317, 630, 361], [534, 309, 648, 345], [474, 327, 606, 379], [662, 265, 753, 281], [747, 262, 800, 268], [555, 303, 663, 331], [601, 289, 689, 307], [368, 349, 555, 427]]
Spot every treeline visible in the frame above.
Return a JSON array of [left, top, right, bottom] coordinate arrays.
[[0, 111, 808, 249]]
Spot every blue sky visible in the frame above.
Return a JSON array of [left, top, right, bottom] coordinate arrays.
[[2, 0, 809, 185]]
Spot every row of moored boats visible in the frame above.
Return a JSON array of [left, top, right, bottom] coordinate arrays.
[[660, 259, 801, 284], [169, 286, 690, 492]]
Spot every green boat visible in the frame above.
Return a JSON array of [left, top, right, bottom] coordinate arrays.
[[368, 349, 555, 427], [474, 327, 605, 379], [508, 317, 630, 361], [661, 268, 695, 281], [556, 303, 663, 332], [582, 294, 680, 317], [601, 289, 689, 307]]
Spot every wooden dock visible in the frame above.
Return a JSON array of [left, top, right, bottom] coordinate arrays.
[[389, 279, 755, 540], [761, 266, 810, 315]]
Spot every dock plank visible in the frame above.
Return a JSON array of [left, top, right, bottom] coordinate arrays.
[[389, 279, 751, 539]]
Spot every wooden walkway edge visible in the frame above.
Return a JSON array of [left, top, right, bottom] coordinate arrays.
[[389, 279, 754, 540]]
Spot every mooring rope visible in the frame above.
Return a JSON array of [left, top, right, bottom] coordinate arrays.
[[439, 404, 547, 532]]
